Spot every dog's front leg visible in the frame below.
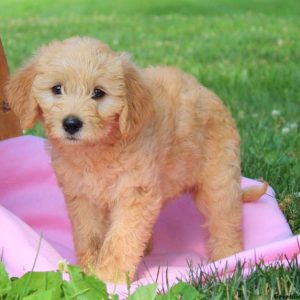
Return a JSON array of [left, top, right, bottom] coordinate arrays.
[[65, 195, 108, 272], [94, 187, 161, 283]]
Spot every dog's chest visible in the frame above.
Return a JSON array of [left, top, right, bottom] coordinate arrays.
[[75, 169, 119, 204], [53, 157, 125, 207]]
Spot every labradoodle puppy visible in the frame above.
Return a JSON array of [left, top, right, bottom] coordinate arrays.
[[6, 37, 266, 282]]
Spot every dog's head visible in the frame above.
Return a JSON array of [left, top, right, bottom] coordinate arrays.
[[6, 37, 153, 145]]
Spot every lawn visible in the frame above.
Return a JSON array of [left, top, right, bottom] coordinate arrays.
[[0, 0, 299, 298]]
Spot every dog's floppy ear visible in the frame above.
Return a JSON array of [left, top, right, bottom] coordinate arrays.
[[119, 54, 153, 137], [6, 59, 39, 130]]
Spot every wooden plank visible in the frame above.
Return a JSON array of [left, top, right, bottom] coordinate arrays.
[[0, 38, 21, 140]]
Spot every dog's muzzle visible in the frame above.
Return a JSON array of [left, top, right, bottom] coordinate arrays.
[[63, 116, 83, 135]]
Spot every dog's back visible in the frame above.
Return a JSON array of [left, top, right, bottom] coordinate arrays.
[[142, 66, 239, 199]]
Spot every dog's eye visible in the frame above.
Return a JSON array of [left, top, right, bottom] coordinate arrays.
[[92, 88, 106, 100], [52, 85, 62, 95]]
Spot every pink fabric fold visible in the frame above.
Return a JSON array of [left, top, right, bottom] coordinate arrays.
[[0, 136, 299, 296]]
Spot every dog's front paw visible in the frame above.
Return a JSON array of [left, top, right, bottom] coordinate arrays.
[[94, 266, 129, 284], [77, 250, 99, 273]]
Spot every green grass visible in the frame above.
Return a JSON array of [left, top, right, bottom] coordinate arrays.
[[1, 258, 300, 299], [1, 0, 299, 298]]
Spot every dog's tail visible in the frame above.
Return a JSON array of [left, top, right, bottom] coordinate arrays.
[[242, 181, 268, 203]]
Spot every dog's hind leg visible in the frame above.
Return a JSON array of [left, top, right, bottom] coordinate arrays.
[[194, 134, 243, 260], [195, 167, 242, 261]]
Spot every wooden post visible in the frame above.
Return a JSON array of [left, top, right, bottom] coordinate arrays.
[[0, 38, 21, 140]]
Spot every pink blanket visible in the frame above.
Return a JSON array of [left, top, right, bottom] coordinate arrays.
[[0, 136, 299, 296]]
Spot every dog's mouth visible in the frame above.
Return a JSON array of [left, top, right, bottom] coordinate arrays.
[[66, 135, 78, 141], [64, 133, 81, 144]]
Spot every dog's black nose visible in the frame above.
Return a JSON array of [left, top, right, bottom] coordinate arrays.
[[63, 116, 83, 134]]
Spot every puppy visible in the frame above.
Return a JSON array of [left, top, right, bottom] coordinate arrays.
[[6, 37, 266, 282]]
